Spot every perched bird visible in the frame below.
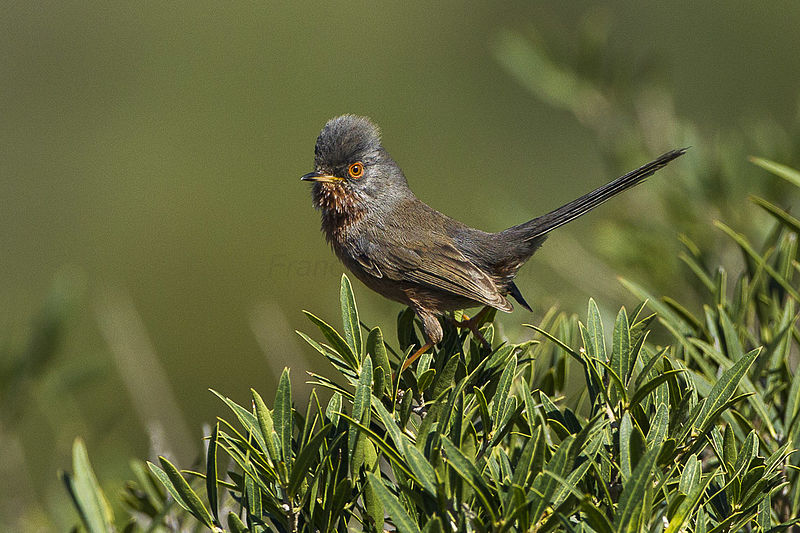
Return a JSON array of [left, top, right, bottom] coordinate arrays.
[[302, 115, 686, 369]]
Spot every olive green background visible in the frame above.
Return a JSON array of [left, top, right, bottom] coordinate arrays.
[[3, 2, 800, 529]]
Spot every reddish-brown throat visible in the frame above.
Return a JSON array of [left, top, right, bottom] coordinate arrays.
[[311, 180, 366, 244]]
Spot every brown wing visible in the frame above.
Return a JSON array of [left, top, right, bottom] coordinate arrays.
[[356, 234, 513, 312]]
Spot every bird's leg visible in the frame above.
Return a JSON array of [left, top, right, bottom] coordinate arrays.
[[398, 305, 442, 373], [400, 341, 433, 373], [453, 306, 493, 349]]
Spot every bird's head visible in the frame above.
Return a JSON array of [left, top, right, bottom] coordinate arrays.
[[301, 115, 410, 215]]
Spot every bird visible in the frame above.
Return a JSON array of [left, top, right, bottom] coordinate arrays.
[[301, 115, 686, 370]]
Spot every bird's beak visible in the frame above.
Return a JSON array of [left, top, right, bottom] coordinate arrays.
[[300, 171, 343, 183]]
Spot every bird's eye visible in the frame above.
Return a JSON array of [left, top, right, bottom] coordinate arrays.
[[348, 162, 364, 179]]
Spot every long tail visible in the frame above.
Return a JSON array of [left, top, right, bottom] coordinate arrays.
[[501, 148, 687, 242]]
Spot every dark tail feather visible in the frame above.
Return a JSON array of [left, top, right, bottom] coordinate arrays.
[[501, 148, 688, 242], [508, 281, 532, 311]]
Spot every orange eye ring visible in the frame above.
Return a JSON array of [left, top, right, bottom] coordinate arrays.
[[348, 162, 364, 179]]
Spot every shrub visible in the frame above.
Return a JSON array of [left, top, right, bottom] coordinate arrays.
[[64, 159, 800, 530]]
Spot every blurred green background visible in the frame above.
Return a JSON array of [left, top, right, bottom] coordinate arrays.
[[3, 2, 800, 530]]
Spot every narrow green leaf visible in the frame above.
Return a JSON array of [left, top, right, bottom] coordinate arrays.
[[521, 384, 539, 434], [366, 472, 421, 533], [421, 517, 444, 533], [474, 386, 492, 435], [441, 436, 497, 522], [326, 392, 342, 426], [349, 355, 373, 471], [371, 395, 404, 449], [785, 359, 800, 433], [552, 459, 593, 507], [511, 428, 537, 488], [751, 195, 800, 234], [227, 511, 248, 533], [614, 445, 661, 533], [666, 472, 716, 533], [210, 389, 266, 452], [695, 348, 760, 432], [154, 457, 215, 528], [663, 296, 706, 333], [484, 343, 516, 372], [491, 396, 520, 447], [288, 424, 332, 497], [417, 368, 436, 392], [678, 248, 716, 292], [492, 355, 517, 423], [696, 507, 707, 533], [363, 478, 385, 531], [629, 369, 685, 408], [147, 463, 188, 510], [714, 221, 800, 302], [750, 156, 800, 188], [612, 307, 631, 385], [524, 323, 582, 360], [646, 402, 669, 449], [679, 454, 701, 494], [757, 494, 771, 531], [340, 274, 363, 359], [689, 337, 776, 438], [340, 413, 418, 483], [431, 354, 459, 400], [62, 438, 114, 533], [403, 441, 437, 495], [619, 413, 634, 480], [303, 310, 359, 368], [399, 387, 413, 428], [718, 307, 744, 361], [581, 500, 614, 533], [531, 425, 547, 483], [530, 435, 575, 525], [274, 368, 293, 463], [586, 298, 607, 361], [732, 431, 757, 479], [214, 429, 276, 491], [244, 474, 261, 528], [366, 327, 391, 396], [596, 358, 628, 404], [578, 322, 606, 399], [632, 344, 665, 390], [251, 389, 280, 464], [722, 424, 737, 473], [296, 330, 358, 378]]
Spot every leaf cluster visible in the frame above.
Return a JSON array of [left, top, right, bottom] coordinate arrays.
[[64, 160, 800, 532]]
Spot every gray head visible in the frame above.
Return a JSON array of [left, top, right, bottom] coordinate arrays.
[[301, 115, 411, 211]]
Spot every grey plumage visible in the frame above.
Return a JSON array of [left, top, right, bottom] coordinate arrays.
[[303, 115, 686, 348]]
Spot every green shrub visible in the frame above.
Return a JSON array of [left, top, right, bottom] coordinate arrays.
[[64, 158, 800, 530], [59, 16, 800, 532]]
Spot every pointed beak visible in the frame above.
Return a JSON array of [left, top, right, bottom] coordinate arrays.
[[300, 171, 343, 183]]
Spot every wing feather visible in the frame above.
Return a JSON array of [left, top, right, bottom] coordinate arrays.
[[360, 235, 512, 312]]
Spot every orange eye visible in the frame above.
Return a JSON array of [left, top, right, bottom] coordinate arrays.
[[348, 162, 364, 179]]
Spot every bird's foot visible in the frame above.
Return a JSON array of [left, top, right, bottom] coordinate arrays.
[[452, 307, 492, 350]]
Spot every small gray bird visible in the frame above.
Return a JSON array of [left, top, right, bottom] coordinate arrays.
[[302, 115, 686, 369]]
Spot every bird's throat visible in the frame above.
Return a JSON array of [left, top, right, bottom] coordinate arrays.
[[313, 182, 366, 244]]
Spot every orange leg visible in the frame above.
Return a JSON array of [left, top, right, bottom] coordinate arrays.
[[399, 307, 492, 373], [400, 341, 433, 373], [453, 307, 492, 349]]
